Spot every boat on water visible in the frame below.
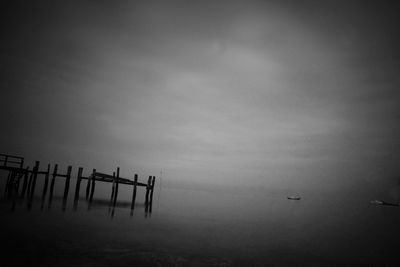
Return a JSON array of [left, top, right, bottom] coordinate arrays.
[[370, 200, 399, 206]]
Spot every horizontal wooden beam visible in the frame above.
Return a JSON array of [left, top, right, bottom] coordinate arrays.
[[0, 153, 24, 159]]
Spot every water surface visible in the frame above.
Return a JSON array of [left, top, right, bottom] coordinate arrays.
[[1, 177, 399, 266]]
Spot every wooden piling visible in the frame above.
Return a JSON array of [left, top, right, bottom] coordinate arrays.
[[74, 167, 83, 201], [42, 164, 51, 199], [47, 164, 58, 209], [110, 171, 116, 203], [145, 176, 152, 205], [49, 164, 58, 198], [15, 171, 22, 194], [150, 176, 156, 202], [73, 167, 83, 210], [131, 174, 138, 210], [63, 165, 72, 200], [4, 171, 12, 195], [113, 167, 119, 206], [89, 169, 96, 202], [85, 170, 92, 200], [41, 164, 50, 209], [6, 171, 16, 198], [29, 161, 40, 197], [20, 167, 30, 198]]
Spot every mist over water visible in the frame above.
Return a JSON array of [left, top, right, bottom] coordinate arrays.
[[1, 172, 400, 266]]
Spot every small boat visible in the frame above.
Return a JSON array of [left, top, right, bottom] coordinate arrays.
[[370, 200, 384, 205], [287, 196, 301, 200], [370, 200, 399, 206]]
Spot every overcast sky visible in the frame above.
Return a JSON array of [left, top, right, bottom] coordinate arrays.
[[1, 1, 400, 195]]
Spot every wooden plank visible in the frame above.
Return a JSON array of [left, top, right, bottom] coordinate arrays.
[[0, 153, 24, 159], [94, 171, 133, 184]]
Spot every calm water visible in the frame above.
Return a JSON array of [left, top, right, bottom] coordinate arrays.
[[1, 176, 399, 266]]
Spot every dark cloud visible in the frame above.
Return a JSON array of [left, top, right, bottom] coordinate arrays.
[[1, 1, 399, 193]]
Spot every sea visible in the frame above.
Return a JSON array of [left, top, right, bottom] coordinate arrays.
[[1, 174, 399, 266]]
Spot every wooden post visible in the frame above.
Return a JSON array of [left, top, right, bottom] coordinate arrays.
[[150, 176, 156, 202], [49, 164, 58, 197], [42, 164, 51, 199], [85, 170, 92, 200], [74, 167, 83, 201], [41, 164, 50, 210], [4, 171, 12, 195], [110, 171, 116, 206], [15, 171, 22, 194], [73, 167, 83, 210], [131, 174, 138, 210], [145, 176, 151, 205], [89, 169, 96, 202], [6, 171, 16, 198], [20, 158, 24, 169], [47, 164, 58, 209], [113, 167, 119, 206], [29, 161, 40, 197], [20, 167, 30, 198], [63, 165, 72, 200]]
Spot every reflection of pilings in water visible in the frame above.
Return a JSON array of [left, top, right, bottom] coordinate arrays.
[[111, 206, 115, 219], [62, 197, 67, 211]]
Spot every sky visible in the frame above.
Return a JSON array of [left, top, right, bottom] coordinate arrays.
[[1, 1, 400, 196]]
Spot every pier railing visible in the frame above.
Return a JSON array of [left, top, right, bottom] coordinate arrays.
[[0, 153, 24, 169]]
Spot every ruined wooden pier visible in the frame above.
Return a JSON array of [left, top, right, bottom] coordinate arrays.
[[1, 153, 156, 212]]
